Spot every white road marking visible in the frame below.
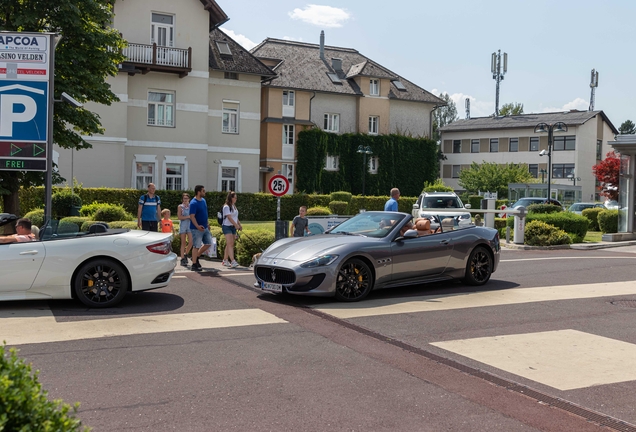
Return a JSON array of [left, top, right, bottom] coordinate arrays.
[[313, 281, 636, 319], [431, 330, 636, 390], [502, 256, 636, 262], [172, 275, 187, 278], [1, 308, 287, 346]]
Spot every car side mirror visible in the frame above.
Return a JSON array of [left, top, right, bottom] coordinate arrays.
[[412, 204, 420, 210], [464, 204, 471, 209]]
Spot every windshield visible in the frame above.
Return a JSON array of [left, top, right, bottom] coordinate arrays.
[[329, 211, 407, 238], [423, 197, 462, 209]]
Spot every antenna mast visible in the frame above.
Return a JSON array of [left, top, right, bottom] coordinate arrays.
[[589, 69, 599, 111], [465, 98, 470, 119], [491, 50, 507, 116]]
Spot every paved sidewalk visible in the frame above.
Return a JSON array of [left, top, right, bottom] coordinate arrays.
[[174, 257, 254, 273]]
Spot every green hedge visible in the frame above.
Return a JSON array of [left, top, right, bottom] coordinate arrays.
[[506, 212, 589, 243], [24, 208, 45, 227], [0, 344, 87, 431], [581, 207, 604, 231], [525, 220, 571, 246], [598, 209, 619, 234]]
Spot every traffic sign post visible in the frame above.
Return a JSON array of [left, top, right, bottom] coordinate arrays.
[[268, 174, 290, 221]]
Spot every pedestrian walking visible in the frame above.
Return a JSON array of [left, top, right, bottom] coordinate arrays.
[[384, 188, 400, 211], [221, 191, 241, 268], [291, 205, 310, 237], [137, 183, 161, 231], [178, 193, 193, 267], [188, 185, 212, 272]]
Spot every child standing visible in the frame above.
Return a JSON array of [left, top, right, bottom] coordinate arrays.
[[161, 209, 175, 236], [291, 206, 310, 237], [177, 193, 193, 267]]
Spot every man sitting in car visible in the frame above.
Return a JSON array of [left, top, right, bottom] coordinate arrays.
[[0, 218, 36, 243]]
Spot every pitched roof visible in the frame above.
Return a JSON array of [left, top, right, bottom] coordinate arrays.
[[250, 38, 444, 105], [439, 110, 619, 134], [198, 0, 229, 29], [209, 28, 276, 78]]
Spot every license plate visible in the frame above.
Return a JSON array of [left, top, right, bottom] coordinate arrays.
[[262, 282, 283, 293]]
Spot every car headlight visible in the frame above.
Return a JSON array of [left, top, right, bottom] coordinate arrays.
[[300, 254, 339, 268]]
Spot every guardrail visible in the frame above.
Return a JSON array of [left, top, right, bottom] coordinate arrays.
[[122, 43, 191, 69]]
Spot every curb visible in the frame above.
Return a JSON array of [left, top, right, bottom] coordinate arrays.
[[502, 240, 636, 251]]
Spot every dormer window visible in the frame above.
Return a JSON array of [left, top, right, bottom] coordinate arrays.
[[216, 41, 232, 55], [369, 79, 379, 96], [327, 73, 341, 84], [392, 80, 407, 91]]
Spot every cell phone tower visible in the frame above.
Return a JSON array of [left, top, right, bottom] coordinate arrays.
[[589, 69, 599, 111], [491, 50, 507, 116]]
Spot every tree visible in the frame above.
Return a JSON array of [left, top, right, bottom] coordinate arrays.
[[432, 92, 458, 142], [499, 102, 524, 116], [592, 151, 620, 201], [0, 1, 126, 216], [458, 162, 534, 199], [619, 120, 635, 135]]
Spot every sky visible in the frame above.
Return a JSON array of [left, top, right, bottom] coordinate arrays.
[[218, 0, 636, 129]]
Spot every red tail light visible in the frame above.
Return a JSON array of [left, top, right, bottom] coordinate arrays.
[[147, 240, 172, 255]]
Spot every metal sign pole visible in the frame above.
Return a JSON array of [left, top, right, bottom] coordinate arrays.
[[277, 197, 281, 221], [44, 34, 56, 225]]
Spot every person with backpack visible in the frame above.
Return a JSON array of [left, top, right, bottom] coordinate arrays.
[[189, 185, 212, 272], [221, 191, 241, 268], [137, 183, 161, 231]]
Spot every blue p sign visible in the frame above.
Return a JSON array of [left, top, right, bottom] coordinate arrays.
[[0, 81, 48, 142]]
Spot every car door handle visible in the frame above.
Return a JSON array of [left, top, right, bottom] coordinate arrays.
[[439, 239, 450, 245], [19, 250, 39, 255]]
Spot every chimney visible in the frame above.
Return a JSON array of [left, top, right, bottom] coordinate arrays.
[[331, 58, 342, 72], [319, 30, 325, 60]]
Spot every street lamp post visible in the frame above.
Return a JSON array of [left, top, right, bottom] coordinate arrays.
[[357, 145, 373, 196], [567, 173, 581, 186], [534, 121, 568, 203]]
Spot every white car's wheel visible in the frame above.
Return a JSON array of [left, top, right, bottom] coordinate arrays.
[[74, 259, 129, 308]]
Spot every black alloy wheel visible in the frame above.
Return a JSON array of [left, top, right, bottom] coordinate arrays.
[[463, 246, 493, 286], [73, 259, 129, 308], [334, 258, 373, 302]]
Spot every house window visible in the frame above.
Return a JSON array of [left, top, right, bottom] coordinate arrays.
[[369, 79, 379, 96], [596, 140, 602, 160], [369, 116, 379, 135], [368, 156, 379, 174], [453, 140, 461, 153], [528, 164, 538, 178], [283, 124, 294, 145], [325, 155, 339, 171], [282, 163, 294, 194], [530, 137, 539, 151], [135, 162, 154, 189], [509, 138, 519, 152], [553, 135, 576, 151], [282, 90, 295, 117], [552, 163, 575, 179], [489, 138, 498, 152], [216, 41, 232, 55], [224, 72, 238, 80], [148, 91, 174, 127], [471, 139, 480, 153], [151, 13, 174, 47], [324, 113, 340, 132], [165, 163, 183, 190], [222, 101, 239, 134], [221, 167, 237, 192], [452, 165, 461, 178]]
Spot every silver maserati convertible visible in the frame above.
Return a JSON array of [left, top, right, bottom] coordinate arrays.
[[254, 211, 500, 302]]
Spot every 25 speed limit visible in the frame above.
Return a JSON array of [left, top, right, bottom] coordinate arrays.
[[268, 175, 289, 197]]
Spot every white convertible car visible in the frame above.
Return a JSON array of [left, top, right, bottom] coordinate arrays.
[[0, 213, 177, 308]]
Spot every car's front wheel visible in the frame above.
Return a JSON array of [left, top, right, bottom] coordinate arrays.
[[73, 259, 129, 308], [463, 246, 493, 286], [335, 258, 373, 302]]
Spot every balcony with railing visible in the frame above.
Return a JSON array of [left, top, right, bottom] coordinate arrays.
[[121, 43, 192, 78]]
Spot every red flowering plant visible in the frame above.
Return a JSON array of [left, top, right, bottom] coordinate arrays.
[[592, 151, 620, 201]]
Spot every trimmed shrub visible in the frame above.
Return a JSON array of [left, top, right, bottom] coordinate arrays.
[[80, 220, 109, 231], [0, 344, 87, 431], [236, 229, 276, 266], [525, 220, 571, 246], [598, 209, 619, 234], [330, 191, 352, 203], [328, 200, 348, 215], [108, 221, 139, 230], [24, 208, 45, 227], [306, 206, 332, 216], [80, 201, 106, 217], [51, 189, 82, 218], [582, 207, 604, 232], [506, 211, 589, 243], [528, 203, 563, 214], [423, 179, 454, 192], [93, 204, 133, 222], [59, 217, 90, 230]]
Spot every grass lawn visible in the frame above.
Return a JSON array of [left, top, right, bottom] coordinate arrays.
[[584, 231, 603, 243], [242, 221, 275, 233]]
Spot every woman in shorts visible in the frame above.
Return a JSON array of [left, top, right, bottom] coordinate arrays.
[[221, 191, 241, 268], [177, 193, 193, 266]]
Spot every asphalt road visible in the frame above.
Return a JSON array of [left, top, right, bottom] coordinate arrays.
[[3, 246, 636, 431]]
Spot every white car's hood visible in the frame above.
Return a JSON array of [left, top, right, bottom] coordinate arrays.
[[262, 235, 357, 262]]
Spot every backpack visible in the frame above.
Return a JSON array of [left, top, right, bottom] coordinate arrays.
[[141, 194, 160, 221], [217, 207, 224, 225]]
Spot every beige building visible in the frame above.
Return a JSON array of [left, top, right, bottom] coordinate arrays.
[[251, 32, 444, 193], [439, 110, 618, 203], [55, 0, 275, 193]]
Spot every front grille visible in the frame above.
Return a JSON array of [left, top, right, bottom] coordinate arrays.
[[256, 266, 296, 285]]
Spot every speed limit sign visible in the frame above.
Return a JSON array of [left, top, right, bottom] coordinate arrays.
[[268, 174, 290, 197]]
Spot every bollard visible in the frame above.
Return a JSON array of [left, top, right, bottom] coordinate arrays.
[[513, 206, 526, 245]]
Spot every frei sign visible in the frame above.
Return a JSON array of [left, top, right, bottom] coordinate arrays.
[[0, 32, 52, 171]]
